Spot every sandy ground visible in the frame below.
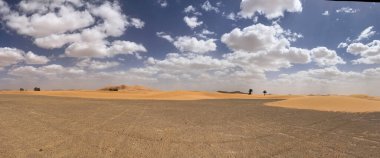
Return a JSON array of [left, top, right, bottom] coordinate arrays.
[[1, 91, 380, 112], [0, 90, 296, 100], [1, 94, 380, 157], [266, 95, 380, 113]]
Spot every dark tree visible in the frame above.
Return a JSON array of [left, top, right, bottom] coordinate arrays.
[[263, 90, 267, 96], [20, 88, 25, 91], [248, 89, 253, 95], [34, 87, 41, 91], [109, 88, 118, 91]]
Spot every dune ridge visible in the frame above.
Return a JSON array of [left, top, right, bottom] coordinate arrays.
[[1, 85, 380, 113]]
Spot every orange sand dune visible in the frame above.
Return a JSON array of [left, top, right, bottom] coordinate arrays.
[[0, 90, 296, 100], [266, 96, 380, 113], [1, 90, 379, 113]]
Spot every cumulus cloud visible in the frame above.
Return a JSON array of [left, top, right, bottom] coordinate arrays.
[[225, 12, 237, 21], [311, 47, 346, 67], [184, 16, 203, 29], [271, 66, 380, 95], [0, 0, 10, 15], [77, 59, 120, 70], [4, 4, 94, 37], [221, 24, 310, 71], [222, 23, 345, 71], [24, 51, 50, 65], [0, 47, 49, 69], [239, 0, 302, 19], [173, 36, 217, 54], [221, 24, 291, 52], [9, 64, 85, 79], [1, 0, 146, 58], [347, 40, 380, 64], [129, 18, 145, 29], [0, 48, 24, 69], [184, 5, 196, 13], [65, 40, 146, 58], [201, 1, 219, 13]]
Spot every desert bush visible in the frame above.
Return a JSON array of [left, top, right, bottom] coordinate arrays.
[[34, 87, 41, 91], [109, 88, 118, 91], [20, 88, 25, 91]]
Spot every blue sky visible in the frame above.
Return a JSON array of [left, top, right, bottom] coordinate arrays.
[[0, 0, 380, 95]]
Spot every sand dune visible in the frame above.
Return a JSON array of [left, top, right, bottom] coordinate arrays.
[[1, 90, 379, 112], [0, 90, 295, 100], [266, 95, 380, 113], [99, 85, 157, 92]]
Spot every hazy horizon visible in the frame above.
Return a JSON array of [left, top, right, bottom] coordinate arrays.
[[1, 0, 380, 95]]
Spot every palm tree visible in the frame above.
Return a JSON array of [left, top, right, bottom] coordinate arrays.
[[263, 90, 267, 96]]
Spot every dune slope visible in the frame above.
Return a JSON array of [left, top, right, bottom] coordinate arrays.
[[266, 96, 380, 113]]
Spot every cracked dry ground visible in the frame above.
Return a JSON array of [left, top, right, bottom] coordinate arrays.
[[0, 95, 379, 158]]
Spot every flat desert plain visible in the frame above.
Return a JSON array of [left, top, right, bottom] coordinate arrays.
[[0, 91, 380, 157]]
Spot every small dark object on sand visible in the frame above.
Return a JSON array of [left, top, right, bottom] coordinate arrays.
[[248, 89, 253, 95]]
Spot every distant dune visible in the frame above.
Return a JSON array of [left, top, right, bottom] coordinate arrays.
[[1, 85, 380, 113], [99, 85, 157, 92]]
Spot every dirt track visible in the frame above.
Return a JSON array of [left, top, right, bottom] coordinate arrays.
[[1, 95, 380, 157]]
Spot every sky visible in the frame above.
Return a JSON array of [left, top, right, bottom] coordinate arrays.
[[0, 0, 380, 95]]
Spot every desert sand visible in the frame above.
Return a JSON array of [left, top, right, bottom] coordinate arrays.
[[1, 89, 380, 112], [266, 95, 380, 113], [1, 94, 379, 157]]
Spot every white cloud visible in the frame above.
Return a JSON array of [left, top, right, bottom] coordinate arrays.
[[184, 5, 202, 16], [221, 23, 290, 52], [0, 47, 49, 69], [338, 42, 348, 48], [129, 18, 145, 29], [156, 32, 174, 42], [0, 47, 24, 69], [336, 7, 359, 14], [4, 3, 95, 38], [225, 12, 237, 21], [347, 40, 380, 64], [77, 59, 120, 70], [158, 0, 168, 8], [239, 0, 302, 19], [322, 11, 329, 16], [201, 1, 219, 13], [0, 0, 10, 15], [184, 16, 203, 29], [173, 36, 217, 54], [65, 40, 146, 58], [221, 23, 345, 71], [356, 26, 376, 42], [34, 34, 81, 49], [310, 47, 346, 67], [184, 5, 196, 13], [24, 51, 50, 65], [9, 64, 85, 79], [271, 66, 380, 95], [1, 0, 146, 59]]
